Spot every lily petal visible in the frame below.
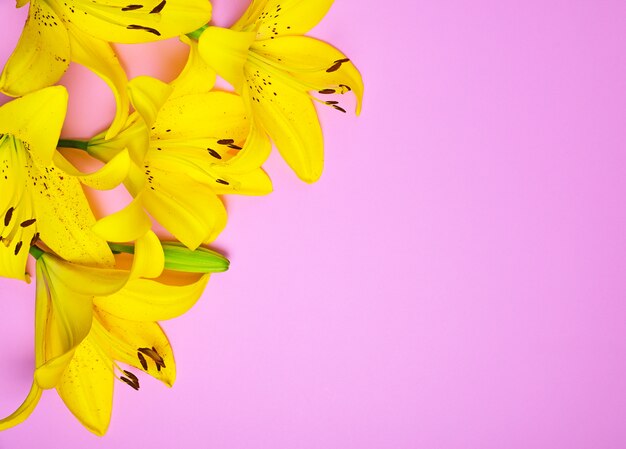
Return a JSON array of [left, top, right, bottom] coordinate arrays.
[[0, 244, 30, 282], [0, 142, 34, 281], [141, 169, 227, 248], [129, 230, 164, 280], [150, 91, 272, 174], [198, 27, 256, 91], [0, 86, 68, 166], [225, 123, 273, 174], [41, 255, 129, 297], [170, 36, 217, 98], [89, 119, 149, 167], [152, 91, 248, 140], [209, 165, 273, 195], [30, 158, 115, 267], [0, 2, 70, 97], [0, 263, 49, 428], [56, 333, 114, 437], [55, 0, 212, 44], [0, 381, 42, 431], [35, 264, 93, 389], [52, 149, 131, 190], [235, 0, 334, 39], [243, 72, 324, 182], [128, 76, 173, 129], [94, 273, 207, 321], [92, 194, 152, 242], [35, 254, 128, 389], [66, 23, 130, 139]]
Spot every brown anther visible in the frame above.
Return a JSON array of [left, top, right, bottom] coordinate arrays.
[[326, 59, 350, 73], [121, 4, 143, 11], [138, 347, 166, 369], [207, 148, 222, 159], [20, 218, 36, 227], [227, 144, 242, 150], [318, 89, 336, 95], [332, 105, 347, 113], [14, 241, 22, 255], [326, 62, 342, 73], [126, 24, 161, 36], [149, 0, 166, 14], [137, 352, 148, 371], [123, 370, 139, 383], [120, 375, 140, 391], [217, 139, 234, 145], [216, 179, 230, 186], [4, 207, 14, 226]]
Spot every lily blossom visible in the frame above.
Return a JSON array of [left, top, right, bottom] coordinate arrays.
[[0, 239, 228, 435], [82, 75, 272, 250], [196, 0, 363, 182], [0, 86, 130, 281]]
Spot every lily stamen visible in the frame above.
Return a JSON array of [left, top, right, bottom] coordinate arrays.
[[137, 351, 149, 371], [119, 370, 140, 391], [138, 347, 166, 371]]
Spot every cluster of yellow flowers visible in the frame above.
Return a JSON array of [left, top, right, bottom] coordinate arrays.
[[0, 0, 362, 436]]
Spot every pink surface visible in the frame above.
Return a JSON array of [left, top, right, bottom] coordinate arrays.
[[1, 1, 626, 448]]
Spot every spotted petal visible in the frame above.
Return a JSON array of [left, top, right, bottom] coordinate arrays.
[[0, 2, 70, 97], [30, 157, 115, 268], [243, 70, 324, 183], [233, 0, 334, 39], [56, 0, 212, 44], [151, 91, 272, 174]]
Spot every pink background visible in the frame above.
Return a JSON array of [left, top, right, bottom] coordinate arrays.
[[1, 1, 626, 447]]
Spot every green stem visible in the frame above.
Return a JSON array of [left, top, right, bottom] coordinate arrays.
[[29, 246, 44, 260], [108, 243, 134, 255], [186, 24, 209, 40], [58, 139, 89, 151]]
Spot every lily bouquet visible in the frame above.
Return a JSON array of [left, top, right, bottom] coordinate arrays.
[[0, 0, 362, 436]]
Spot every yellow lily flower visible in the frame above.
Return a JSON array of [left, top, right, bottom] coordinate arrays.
[[80, 76, 272, 250], [195, 0, 364, 182], [0, 241, 228, 436], [2, 0, 213, 137], [0, 86, 130, 281]]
